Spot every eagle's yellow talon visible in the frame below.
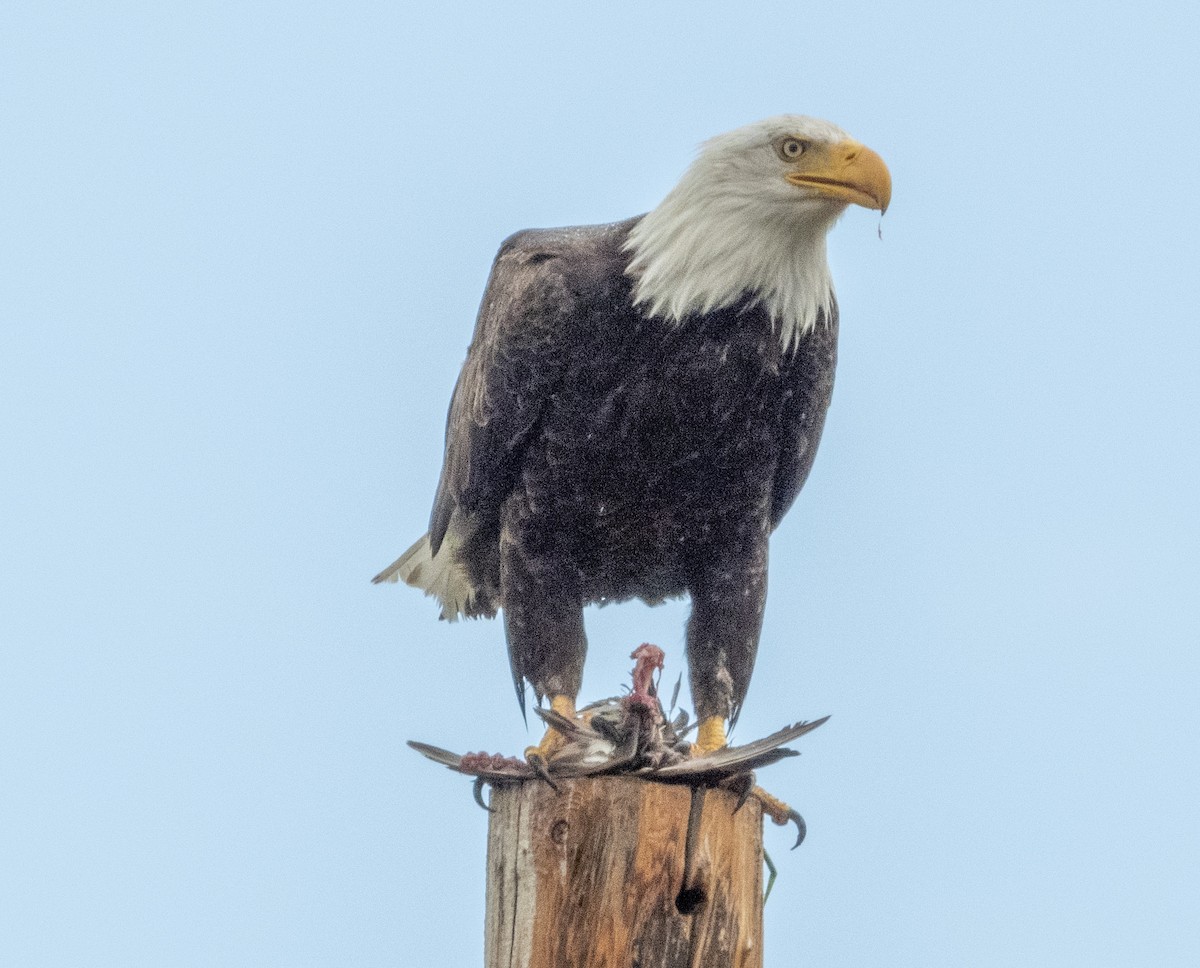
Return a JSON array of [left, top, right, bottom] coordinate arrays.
[[752, 785, 792, 825], [752, 784, 808, 849], [691, 715, 728, 757], [524, 694, 578, 764]]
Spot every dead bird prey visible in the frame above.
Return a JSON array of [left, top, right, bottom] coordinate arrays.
[[409, 645, 828, 847]]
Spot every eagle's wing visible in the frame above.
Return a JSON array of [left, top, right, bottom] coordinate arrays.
[[428, 221, 634, 555], [769, 305, 839, 528]]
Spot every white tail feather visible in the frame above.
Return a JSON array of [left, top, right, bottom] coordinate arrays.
[[371, 530, 478, 621]]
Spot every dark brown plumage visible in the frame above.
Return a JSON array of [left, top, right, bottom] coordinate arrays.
[[379, 215, 835, 725], [375, 115, 889, 747]]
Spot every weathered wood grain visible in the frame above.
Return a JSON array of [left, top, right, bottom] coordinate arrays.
[[484, 777, 763, 968]]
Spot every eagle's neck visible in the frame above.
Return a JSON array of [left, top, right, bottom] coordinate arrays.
[[623, 180, 838, 351]]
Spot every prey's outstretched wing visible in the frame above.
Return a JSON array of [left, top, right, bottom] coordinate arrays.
[[653, 717, 830, 781]]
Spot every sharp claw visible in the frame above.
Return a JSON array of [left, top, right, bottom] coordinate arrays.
[[473, 776, 494, 812], [729, 773, 756, 814], [526, 753, 560, 792], [748, 783, 808, 849], [788, 808, 807, 850]]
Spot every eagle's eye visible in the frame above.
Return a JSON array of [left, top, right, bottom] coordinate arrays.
[[778, 138, 808, 161]]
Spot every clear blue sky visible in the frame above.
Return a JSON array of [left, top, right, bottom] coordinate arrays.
[[3, 1, 1198, 965]]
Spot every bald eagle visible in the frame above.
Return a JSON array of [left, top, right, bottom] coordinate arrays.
[[375, 116, 890, 763]]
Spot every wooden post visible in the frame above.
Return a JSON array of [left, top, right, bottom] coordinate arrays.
[[484, 776, 764, 968]]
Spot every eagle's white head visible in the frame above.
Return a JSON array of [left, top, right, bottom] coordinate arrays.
[[625, 115, 891, 350]]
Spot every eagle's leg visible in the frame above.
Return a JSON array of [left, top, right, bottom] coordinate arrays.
[[526, 695, 578, 765], [501, 542, 588, 770], [685, 533, 768, 757], [694, 714, 729, 756]]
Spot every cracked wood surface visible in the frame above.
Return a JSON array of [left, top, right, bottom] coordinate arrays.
[[484, 777, 764, 968]]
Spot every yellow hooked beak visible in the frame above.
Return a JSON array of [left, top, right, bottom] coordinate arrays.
[[785, 140, 891, 213]]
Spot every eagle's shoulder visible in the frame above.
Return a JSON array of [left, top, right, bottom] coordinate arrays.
[[496, 216, 640, 262], [489, 217, 640, 304], [428, 218, 639, 553]]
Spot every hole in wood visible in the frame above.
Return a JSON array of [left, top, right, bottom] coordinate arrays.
[[675, 885, 707, 915], [550, 819, 569, 845]]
